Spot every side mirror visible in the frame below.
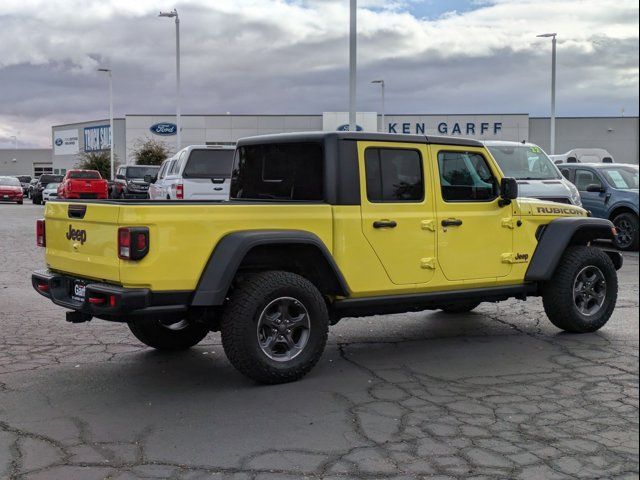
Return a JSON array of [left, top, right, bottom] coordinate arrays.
[[499, 177, 518, 207], [586, 184, 605, 193]]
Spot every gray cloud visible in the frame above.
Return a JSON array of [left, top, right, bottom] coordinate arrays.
[[0, 0, 637, 147]]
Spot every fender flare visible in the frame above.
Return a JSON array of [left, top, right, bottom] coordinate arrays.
[[191, 230, 350, 306], [525, 217, 616, 282]]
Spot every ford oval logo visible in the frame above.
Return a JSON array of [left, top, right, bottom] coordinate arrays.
[[336, 124, 363, 132], [149, 122, 177, 136], [55, 138, 63, 146]]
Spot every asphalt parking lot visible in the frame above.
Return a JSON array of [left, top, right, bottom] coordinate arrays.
[[0, 203, 638, 480]]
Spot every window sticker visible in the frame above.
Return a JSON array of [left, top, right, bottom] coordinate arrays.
[[607, 170, 628, 189], [530, 146, 541, 153]]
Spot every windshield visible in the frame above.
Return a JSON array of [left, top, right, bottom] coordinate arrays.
[[45, 183, 60, 190], [69, 170, 101, 179], [0, 177, 21, 186], [126, 166, 159, 179], [183, 150, 235, 178], [488, 145, 560, 180], [601, 166, 639, 190]]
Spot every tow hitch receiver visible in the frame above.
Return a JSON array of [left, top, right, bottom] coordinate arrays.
[[66, 311, 92, 323]]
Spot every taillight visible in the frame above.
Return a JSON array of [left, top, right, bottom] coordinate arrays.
[[36, 219, 46, 247], [176, 183, 184, 199], [118, 227, 149, 260]]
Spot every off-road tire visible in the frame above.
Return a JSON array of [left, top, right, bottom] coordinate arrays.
[[612, 212, 639, 251], [221, 271, 329, 384], [438, 301, 481, 314], [128, 317, 209, 350], [542, 246, 617, 333]]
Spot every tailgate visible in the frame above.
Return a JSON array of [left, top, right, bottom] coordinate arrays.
[[44, 202, 121, 282]]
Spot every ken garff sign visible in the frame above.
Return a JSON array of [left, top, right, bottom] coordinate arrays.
[[336, 124, 364, 132], [150, 122, 178, 136], [388, 121, 502, 135], [84, 125, 111, 152]]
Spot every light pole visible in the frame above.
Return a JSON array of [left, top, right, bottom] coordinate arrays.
[[537, 33, 557, 154], [348, 0, 357, 132], [159, 9, 181, 150], [98, 68, 114, 180], [371, 80, 385, 132]]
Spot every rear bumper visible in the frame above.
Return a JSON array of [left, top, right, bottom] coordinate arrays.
[[32, 269, 191, 321]]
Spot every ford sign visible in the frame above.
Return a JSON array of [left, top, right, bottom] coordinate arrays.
[[54, 138, 63, 146], [336, 124, 363, 132], [149, 123, 177, 136]]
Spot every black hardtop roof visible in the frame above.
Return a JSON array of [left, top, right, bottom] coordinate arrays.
[[236, 131, 483, 148]]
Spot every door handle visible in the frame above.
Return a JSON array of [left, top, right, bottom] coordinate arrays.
[[441, 218, 463, 227], [373, 220, 397, 229]]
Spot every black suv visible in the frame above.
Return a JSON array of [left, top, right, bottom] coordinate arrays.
[[31, 174, 64, 205], [111, 165, 160, 199]]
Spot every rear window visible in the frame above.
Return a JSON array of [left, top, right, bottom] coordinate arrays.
[[16, 176, 31, 183], [183, 150, 235, 179], [69, 171, 101, 179], [125, 166, 160, 179], [40, 175, 63, 184], [230, 143, 323, 201]]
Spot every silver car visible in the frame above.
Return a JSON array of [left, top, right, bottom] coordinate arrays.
[[484, 141, 582, 206]]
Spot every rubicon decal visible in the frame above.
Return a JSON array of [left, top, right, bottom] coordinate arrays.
[[66, 225, 87, 244], [536, 206, 583, 215]]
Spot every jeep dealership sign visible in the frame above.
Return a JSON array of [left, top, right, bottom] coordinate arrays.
[[53, 129, 79, 155]]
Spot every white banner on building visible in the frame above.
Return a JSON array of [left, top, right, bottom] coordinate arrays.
[[53, 129, 79, 155]]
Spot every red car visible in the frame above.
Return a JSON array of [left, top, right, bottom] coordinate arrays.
[[58, 170, 109, 200], [0, 176, 24, 204]]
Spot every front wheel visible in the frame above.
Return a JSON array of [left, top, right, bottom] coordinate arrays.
[[612, 212, 639, 251], [542, 246, 618, 333], [128, 317, 210, 350], [221, 271, 329, 384]]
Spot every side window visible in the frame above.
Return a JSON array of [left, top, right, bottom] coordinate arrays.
[[437, 151, 498, 202], [575, 169, 601, 191], [158, 161, 168, 179], [364, 148, 424, 203], [169, 155, 182, 175]]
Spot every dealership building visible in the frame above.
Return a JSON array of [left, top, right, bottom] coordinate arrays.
[[44, 112, 640, 175]]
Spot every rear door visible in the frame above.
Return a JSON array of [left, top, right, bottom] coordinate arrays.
[[182, 149, 235, 201], [44, 202, 121, 282], [431, 145, 513, 281], [149, 160, 170, 200], [359, 141, 437, 285]]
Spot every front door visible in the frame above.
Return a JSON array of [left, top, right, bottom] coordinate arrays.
[[431, 146, 513, 281], [359, 142, 437, 285], [574, 168, 607, 218]]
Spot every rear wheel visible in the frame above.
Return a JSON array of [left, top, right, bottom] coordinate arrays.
[[542, 246, 617, 333], [612, 212, 639, 251], [437, 301, 481, 314], [128, 317, 209, 350], [221, 271, 329, 384]]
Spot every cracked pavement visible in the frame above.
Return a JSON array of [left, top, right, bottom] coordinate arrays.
[[1, 204, 638, 479]]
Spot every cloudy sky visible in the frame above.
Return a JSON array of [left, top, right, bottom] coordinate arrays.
[[0, 0, 638, 148]]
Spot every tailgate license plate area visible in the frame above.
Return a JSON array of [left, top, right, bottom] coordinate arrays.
[[71, 281, 87, 303]]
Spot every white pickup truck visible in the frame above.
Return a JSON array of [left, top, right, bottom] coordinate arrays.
[[148, 145, 235, 201]]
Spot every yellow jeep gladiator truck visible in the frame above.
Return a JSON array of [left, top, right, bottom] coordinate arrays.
[[33, 132, 622, 384]]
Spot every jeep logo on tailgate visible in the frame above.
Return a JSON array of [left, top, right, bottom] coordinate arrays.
[[66, 225, 87, 244]]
